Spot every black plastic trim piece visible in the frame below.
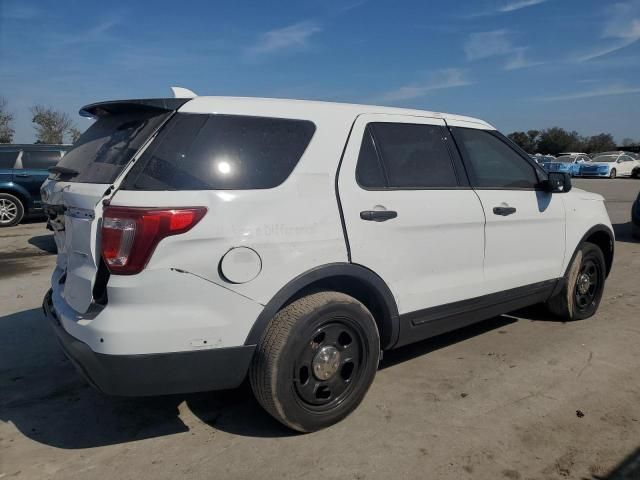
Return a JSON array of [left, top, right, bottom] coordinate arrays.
[[360, 210, 398, 221], [395, 279, 559, 348], [44, 290, 254, 396], [79, 98, 191, 118], [564, 224, 615, 278], [244, 263, 400, 349], [334, 117, 358, 262]]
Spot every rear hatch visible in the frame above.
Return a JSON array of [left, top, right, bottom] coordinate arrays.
[[43, 98, 188, 313]]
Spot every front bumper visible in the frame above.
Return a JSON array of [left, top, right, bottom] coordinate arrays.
[[43, 289, 255, 396]]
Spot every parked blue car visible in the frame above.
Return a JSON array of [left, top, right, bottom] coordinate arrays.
[[0, 144, 70, 227], [539, 154, 590, 177]]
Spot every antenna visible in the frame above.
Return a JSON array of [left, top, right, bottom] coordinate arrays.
[[170, 86, 197, 98]]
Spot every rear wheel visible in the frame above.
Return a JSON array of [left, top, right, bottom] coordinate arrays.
[[609, 168, 617, 179], [0, 193, 24, 227], [547, 242, 606, 321], [250, 291, 380, 432]]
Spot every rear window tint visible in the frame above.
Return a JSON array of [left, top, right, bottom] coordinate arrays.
[[56, 110, 170, 184], [22, 150, 61, 169], [125, 113, 316, 190], [0, 151, 18, 169]]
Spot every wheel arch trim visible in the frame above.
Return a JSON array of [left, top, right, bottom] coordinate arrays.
[[244, 263, 400, 349], [566, 224, 614, 278]]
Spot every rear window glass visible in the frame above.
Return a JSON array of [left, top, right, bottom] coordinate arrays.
[[124, 113, 316, 190], [0, 151, 18, 169], [55, 110, 170, 183], [22, 150, 61, 169]]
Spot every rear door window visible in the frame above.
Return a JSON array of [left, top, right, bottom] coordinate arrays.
[[55, 110, 171, 183], [0, 151, 19, 169], [125, 113, 316, 190], [358, 122, 458, 188], [21, 150, 61, 170]]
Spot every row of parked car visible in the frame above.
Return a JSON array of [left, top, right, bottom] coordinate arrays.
[[531, 151, 640, 178], [0, 144, 71, 227]]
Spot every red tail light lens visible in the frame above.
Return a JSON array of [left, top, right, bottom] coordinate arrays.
[[101, 206, 207, 275]]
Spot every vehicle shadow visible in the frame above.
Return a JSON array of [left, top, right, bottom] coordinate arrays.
[[379, 315, 516, 370], [0, 308, 540, 448], [28, 233, 57, 254], [592, 446, 640, 479], [0, 307, 290, 449], [613, 222, 638, 244]]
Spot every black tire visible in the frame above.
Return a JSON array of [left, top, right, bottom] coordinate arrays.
[[632, 223, 640, 239], [250, 291, 380, 432], [547, 242, 606, 321], [632, 168, 640, 179], [609, 168, 617, 179], [0, 193, 25, 227]]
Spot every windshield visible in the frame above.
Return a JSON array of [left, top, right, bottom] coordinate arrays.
[[54, 110, 170, 183], [555, 156, 574, 163], [592, 155, 618, 163]]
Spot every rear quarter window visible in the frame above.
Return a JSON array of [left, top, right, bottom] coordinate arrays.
[[124, 113, 316, 190], [21, 150, 61, 169]]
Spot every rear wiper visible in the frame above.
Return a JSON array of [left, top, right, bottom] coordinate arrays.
[[48, 165, 79, 177]]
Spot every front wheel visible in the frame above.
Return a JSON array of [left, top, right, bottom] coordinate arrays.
[[250, 291, 380, 432], [0, 193, 25, 227], [610, 169, 617, 179], [547, 242, 606, 321]]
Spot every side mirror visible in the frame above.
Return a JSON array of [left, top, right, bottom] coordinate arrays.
[[544, 172, 572, 193]]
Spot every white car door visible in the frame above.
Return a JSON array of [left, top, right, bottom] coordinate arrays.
[[619, 155, 635, 176], [337, 114, 486, 317], [448, 122, 566, 294]]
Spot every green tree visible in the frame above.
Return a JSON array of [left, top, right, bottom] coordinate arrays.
[[31, 104, 76, 144], [507, 130, 540, 153], [537, 127, 584, 155], [68, 127, 82, 144], [0, 97, 15, 143], [584, 133, 617, 154]]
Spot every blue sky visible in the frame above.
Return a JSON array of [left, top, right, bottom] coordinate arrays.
[[1, 0, 640, 143]]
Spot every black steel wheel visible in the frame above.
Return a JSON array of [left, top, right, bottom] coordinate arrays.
[[547, 242, 606, 320], [250, 291, 380, 432], [292, 319, 367, 410], [574, 257, 601, 312]]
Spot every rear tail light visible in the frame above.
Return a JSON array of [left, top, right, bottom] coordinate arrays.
[[101, 206, 207, 275]]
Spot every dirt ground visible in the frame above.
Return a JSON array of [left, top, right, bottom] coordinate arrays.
[[1, 179, 639, 480]]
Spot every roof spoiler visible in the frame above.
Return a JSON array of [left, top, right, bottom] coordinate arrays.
[[79, 98, 191, 119]]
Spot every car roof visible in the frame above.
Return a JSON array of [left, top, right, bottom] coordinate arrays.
[[178, 96, 495, 129]]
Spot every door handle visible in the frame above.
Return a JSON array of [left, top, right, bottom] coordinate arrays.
[[493, 206, 516, 216], [360, 210, 398, 222], [15, 173, 30, 178]]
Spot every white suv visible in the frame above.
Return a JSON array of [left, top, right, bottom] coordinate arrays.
[[42, 94, 614, 432]]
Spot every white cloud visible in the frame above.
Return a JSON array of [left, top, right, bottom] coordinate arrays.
[[504, 48, 544, 70], [379, 69, 472, 102], [464, 30, 516, 60], [247, 21, 322, 56], [464, 30, 541, 69], [498, 0, 549, 12], [536, 84, 640, 101], [578, 1, 640, 62]]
